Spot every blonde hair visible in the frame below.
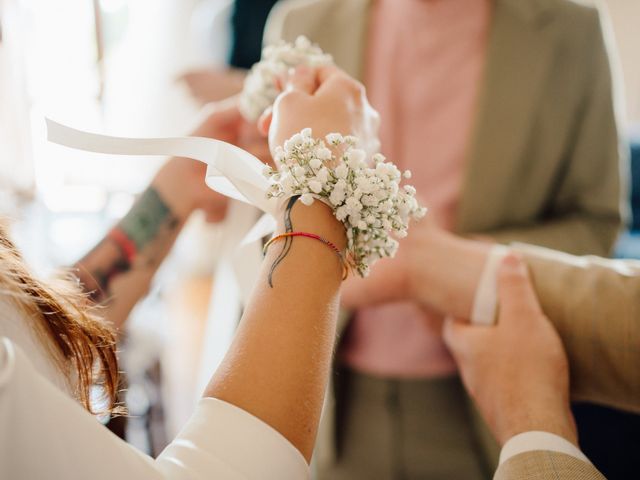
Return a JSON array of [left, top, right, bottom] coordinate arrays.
[[0, 224, 120, 413]]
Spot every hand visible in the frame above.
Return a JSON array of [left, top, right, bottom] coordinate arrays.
[[443, 254, 577, 446], [152, 101, 245, 222], [195, 98, 272, 164], [179, 67, 246, 104], [258, 65, 380, 154]]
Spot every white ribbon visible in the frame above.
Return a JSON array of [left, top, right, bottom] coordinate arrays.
[[46, 118, 279, 222]]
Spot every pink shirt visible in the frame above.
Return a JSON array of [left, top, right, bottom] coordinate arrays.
[[341, 0, 491, 378]]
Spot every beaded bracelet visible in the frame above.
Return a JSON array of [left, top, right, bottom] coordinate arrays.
[[264, 231, 349, 280]]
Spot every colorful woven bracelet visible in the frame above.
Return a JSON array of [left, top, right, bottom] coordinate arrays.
[[264, 232, 349, 280]]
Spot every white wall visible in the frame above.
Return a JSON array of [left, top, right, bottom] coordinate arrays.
[[604, 0, 640, 126]]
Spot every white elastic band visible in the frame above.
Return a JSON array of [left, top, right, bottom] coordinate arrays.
[[471, 245, 508, 325]]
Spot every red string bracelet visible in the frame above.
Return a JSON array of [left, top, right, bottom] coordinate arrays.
[[264, 232, 349, 280]]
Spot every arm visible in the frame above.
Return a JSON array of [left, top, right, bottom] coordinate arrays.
[[392, 218, 640, 414], [484, 9, 625, 257], [517, 244, 640, 415], [203, 65, 376, 461], [205, 198, 345, 459], [73, 105, 242, 328]]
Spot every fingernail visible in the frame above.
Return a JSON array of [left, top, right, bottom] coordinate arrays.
[[502, 253, 525, 274]]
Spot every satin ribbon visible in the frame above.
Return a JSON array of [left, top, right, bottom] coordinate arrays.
[[46, 118, 278, 230]]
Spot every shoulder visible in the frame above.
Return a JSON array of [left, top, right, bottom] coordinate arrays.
[[265, 0, 367, 43], [0, 295, 72, 395], [499, 0, 603, 32], [544, 0, 604, 34]]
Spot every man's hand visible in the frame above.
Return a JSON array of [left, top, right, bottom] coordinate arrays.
[[443, 254, 577, 446], [153, 99, 271, 222]]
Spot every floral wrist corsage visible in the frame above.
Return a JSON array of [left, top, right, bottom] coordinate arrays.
[[263, 129, 426, 277], [239, 36, 333, 122]]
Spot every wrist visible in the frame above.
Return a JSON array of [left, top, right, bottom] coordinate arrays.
[[496, 396, 577, 447], [408, 228, 490, 318], [279, 197, 346, 251], [151, 167, 196, 222]]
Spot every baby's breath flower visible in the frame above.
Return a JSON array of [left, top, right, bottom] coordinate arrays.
[[300, 193, 315, 206], [264, 129, 426, 277], [316, 147, 332, 160], [308, 180, 323, 194], [325, 133, 344, 145], [239, 37, 333, 121], [309, 158, 323, 170]]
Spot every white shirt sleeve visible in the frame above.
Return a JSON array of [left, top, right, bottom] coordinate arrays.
[[156, 398, 309, 479], [470, 245, 509, 325], [0, 337, 309, 480], [499, 431, 591, 465]]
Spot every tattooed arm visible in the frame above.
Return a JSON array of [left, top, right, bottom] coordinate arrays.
[[74, 185, 183, 328], [74, 104, 242, 328]]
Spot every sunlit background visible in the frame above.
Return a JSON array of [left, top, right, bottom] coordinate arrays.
[[0, 0, 639, 456]]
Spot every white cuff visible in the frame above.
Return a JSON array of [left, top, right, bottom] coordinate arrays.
[[471, 245, 509, 325], [156, 398, 310, 479], [499, 431, 590, 465]]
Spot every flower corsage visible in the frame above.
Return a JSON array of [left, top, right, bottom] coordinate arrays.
[[239, 36, 333, 122], [263, 129, 426, 277]]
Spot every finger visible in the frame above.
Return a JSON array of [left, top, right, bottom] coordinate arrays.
[[190, 98, 243, 137], [497, 254, 544, 322], [257, 106, 273, 137], [198, 97, 242, 125], [316, 64, 343, 85], [442, 316, 480, 360], [286, 65, 317, 95]]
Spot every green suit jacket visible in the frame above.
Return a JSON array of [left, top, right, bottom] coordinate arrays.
[[264, 0, 626, 473]]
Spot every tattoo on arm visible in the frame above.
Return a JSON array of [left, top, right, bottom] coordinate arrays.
[[75, 187, 179, 302], [267, 195, 299, 288]]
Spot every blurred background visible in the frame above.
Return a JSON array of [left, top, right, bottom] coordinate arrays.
[[0, 0, 639, 465]]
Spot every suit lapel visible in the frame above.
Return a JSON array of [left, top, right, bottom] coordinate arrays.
[[456, 0, 557, 233]]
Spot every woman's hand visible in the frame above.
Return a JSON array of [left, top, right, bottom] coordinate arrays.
[[258, 66, 380, 154]]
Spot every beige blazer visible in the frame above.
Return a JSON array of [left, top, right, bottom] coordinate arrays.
[[264, 0, 627, 473]]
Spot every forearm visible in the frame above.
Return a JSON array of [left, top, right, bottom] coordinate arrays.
[[402, 227, 490, 319], [203, 198, 345, 462], [74, 173, 191, 328], [408, 214, 620, 319]]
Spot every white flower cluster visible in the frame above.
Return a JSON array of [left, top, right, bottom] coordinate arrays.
[[239, 36, 333, 121], [263, 129, 427, 277]]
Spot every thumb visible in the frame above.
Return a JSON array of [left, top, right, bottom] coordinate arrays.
[[497, 254, 543, 324], [286, 65, 317, 95], [258, 106, 273, 137], [442, 316, 482, 361]]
